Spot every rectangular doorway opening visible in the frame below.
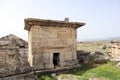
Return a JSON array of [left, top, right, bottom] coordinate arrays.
[[53, 53, 60, 67]]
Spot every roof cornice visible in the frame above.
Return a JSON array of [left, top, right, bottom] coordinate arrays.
[[24, 18, 85, 30]]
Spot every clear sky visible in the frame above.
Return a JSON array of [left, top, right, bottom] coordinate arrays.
[[0, 0, 120, 41]]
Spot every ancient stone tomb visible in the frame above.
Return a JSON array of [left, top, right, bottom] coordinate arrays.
[[24, 18, 85, 70], [0, 34, 31, 77], [111, 41, 120, 58]]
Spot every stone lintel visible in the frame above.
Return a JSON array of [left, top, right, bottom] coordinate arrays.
[[37, 46, 66, 49], [24, 18, 85, 30]]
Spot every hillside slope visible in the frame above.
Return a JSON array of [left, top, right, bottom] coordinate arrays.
[[77, 40, 111, 53]]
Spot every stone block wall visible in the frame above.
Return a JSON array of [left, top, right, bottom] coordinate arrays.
[[0, 34, 31, 78], [0, 48, 31, 77], [28, 26, 77, 70]]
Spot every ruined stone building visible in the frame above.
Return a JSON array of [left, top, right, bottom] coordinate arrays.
[[24, 18, 85, 70], [0, 34, 31, 77], [77, 50, 90, 63], [111, 41, 120, 58]]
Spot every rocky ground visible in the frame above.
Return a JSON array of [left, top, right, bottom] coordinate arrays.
[[57, 74, 82, 80]]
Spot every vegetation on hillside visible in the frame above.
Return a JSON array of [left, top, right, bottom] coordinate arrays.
[[38, 62, 120, 80], [81, 62, 120, 80]]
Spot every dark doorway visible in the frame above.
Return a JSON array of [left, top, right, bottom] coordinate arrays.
[[53, 53, 60, 67]]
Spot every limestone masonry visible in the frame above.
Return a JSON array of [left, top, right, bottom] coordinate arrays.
[[111, 41, 120, 58], [0, 34, 31, 78], [24, 18, 85, 70]]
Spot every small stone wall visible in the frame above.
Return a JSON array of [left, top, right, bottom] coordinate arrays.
[[0, 72, 34, 80]]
